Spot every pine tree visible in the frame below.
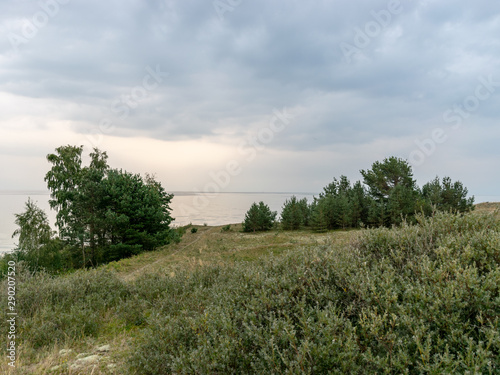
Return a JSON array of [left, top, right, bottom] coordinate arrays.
[[310, 201, 328, 233], [281, 196, 308, 230], [421, 176, 474, 214], [361, 157, 418, 227], [335, 194, 352, 229], [243, 202, 276, 232]]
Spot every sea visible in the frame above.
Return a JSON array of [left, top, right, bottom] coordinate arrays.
[[0, 191, 317, 254]]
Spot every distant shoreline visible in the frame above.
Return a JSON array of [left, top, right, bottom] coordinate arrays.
[[0, 190, 50, 195]]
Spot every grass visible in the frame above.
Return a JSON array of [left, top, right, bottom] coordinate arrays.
[[475, 201, 500, 213], [1, 207, 499, 374], [111, 224, 355, 282]]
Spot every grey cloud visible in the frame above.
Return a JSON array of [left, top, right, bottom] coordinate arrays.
[[0, 0, 499, 193]]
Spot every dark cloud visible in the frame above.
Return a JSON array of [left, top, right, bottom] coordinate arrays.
[[0, 0, 499, 193]]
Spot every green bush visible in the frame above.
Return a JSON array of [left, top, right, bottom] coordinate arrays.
[[128, 212, 500, 374], [2, 211, 498, 373], [0, 267, 129, 349], [169, 226, 186, 244], [191, 227, 198, 234]]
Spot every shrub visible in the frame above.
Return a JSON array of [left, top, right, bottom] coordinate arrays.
[[169, 226, 186, 244], [191, 227, 198, 234], [0, 268, 129, 349], [221, 224, 231, 232], [4, 211, 498, 373], [128, 212, 500, 374]]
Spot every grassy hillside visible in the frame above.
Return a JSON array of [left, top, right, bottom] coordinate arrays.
[[475, 202, 500, 213], [112, 224, 355, 281], [1, 211, 499, 374]]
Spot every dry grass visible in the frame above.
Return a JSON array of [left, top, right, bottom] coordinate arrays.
[[114, 224, 358, 282], [474, 201, 500, 213], [1, 330, 133, 374]]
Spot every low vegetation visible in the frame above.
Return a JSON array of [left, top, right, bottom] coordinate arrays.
[[129, 211, 500, 374], [1, 210, 498, 373]]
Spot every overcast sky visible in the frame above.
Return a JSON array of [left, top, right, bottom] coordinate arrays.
[[1, 0, 499, 200]]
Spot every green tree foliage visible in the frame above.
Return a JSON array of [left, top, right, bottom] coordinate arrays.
[[44, 146, 110, 265], [348, 181, 369, 226], [280, 196, 309, 230], [321, 175, 351, 197], [421, 176, 475, 214], [360, 157, 475, 226], [309, 157, 474, 230], [12, 198, 53, 255], [44, 145, 174, 267], [6, 199, 71, 273], [45, 145, 86, 244], [309, 201, 328, 232], [98, 169, 174, 263], [243, 202, 277, 232], [361, 157, 418, 226], [366, 199, 386, 227], [335, 193, 352, 229], [311, 176, 369, 229], [360, 156, 416, 200], [387, 184, 420, 225]]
